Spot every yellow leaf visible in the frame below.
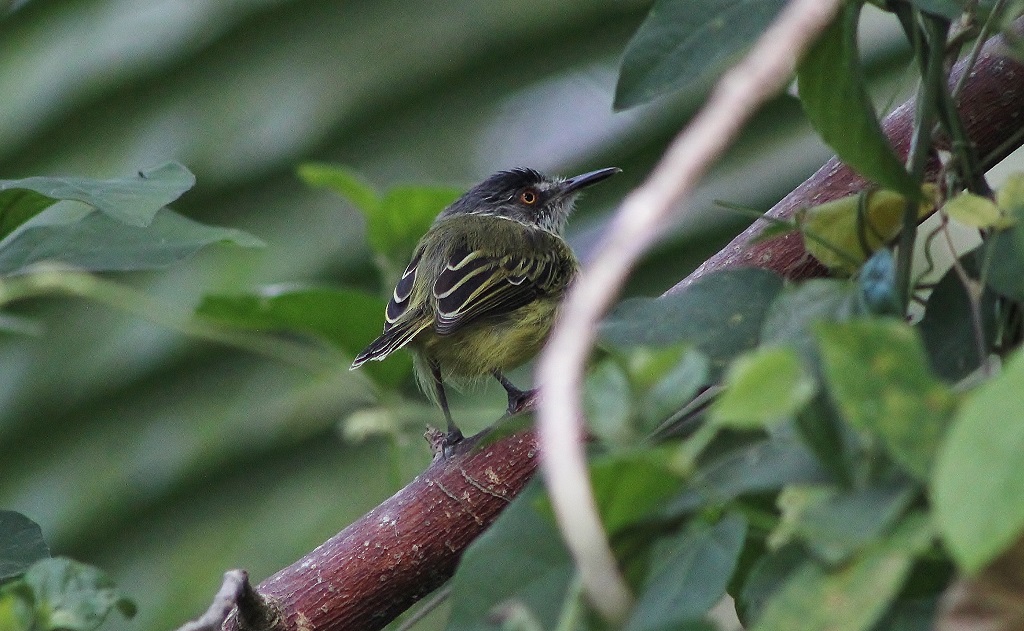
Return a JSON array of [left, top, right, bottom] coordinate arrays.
[[800, 185, 937, 273], [944, 192, 1006, 229]]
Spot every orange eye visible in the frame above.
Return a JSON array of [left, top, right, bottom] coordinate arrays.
[[520, 190, 538, 205]]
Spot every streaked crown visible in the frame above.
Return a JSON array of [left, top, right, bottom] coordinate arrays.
[[438, 167, 620, 234]]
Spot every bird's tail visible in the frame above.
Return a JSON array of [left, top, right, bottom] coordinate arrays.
[[350, 318, 430, 369]]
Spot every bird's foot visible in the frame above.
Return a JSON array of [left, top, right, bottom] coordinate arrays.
[[506, 387, 538, 416], [425, 425, 465, 461]]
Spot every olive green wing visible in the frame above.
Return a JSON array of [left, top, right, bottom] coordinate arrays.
[[350, 250, 431, 367], [432, 227, 577, 336]]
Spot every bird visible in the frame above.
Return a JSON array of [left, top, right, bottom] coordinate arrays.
[[350, 166, 620, 446]]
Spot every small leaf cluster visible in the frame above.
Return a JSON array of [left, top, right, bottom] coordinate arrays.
[[0, 163, 262, 334], [1, 511, 135, 631]]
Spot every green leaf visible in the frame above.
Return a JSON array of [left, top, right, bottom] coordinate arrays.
[[987, 172, 1024, 300], [446, 482, 574, 631], [609, 344, 709, 433], [0, 208, 263, 275], [21, 558, 135, 631], [376, 186, 461, 265], [614, 0, 787, 109], [297, 162, 380, 214], [0, 162, 195, 236], [796, 3, 918, 197], [751, 514, 932, 631], [197, 286, 411, 388], [907, 0, 968, 18], [711, 346, 816, 429], [601, 269, 784, 377], [0, 512, 49, 582], [815, 319, 957, 480], [770, 484, 916, 564], [738, 544, 807, 626], [584, 359, 635, 445], [639, 348, 709, 432], [919, 257, 997, 381], [667, 434, 830, 516], [932, 350, 1024, 573], [624, 513, 747, 631], [590, 450, 684, 535], [761, 279, 859, 362], [298, 163, 460, 272]]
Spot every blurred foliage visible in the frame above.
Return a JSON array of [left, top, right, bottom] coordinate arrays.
[[7, 0, 1007, 630]]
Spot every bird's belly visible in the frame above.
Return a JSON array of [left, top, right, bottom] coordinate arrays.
[[422, 299, 559, 377]]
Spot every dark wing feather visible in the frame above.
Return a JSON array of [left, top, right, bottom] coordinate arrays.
[[351, 251, 428, 368], [432, 231, 575, 336]]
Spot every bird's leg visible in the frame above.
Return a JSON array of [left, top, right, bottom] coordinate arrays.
[[493, 370, 536, 415], [429, 359, 463, 447]]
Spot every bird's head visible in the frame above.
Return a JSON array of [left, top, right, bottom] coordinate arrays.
[[439, 166, 620, 234]]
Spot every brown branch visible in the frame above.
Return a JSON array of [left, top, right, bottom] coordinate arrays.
[[217, 21, 1024, 631], [222, 429, 538, 631], [673, 21, 1024, 291]]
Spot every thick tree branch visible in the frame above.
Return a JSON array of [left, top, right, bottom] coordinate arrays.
[[214, 20, 1024, 631], [222, 429, 538, 631]]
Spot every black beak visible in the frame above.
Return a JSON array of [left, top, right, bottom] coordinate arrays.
[[559, 167, 621, 196]]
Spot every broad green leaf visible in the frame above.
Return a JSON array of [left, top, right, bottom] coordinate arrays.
[[197, 286, 411, 388], [761, 279, 859, 362], [297, 162, 379, 214], [770, 484, 916, 564], [0, 208, 263, 275], [738, 544, 807, 626], [640, 348, 709, 432], [0, 190, 55, 243], [590, 450, 684, 535], [614, 0, 787, 109], [297, 163, 460, 272], [376, 186, 461, 265], [987, 172, 1024, 300], [601, 269, 784, 377], [624, 513, 747, 631], [584, 359, 635, 445], [0, 162, 194, 234], [815, 319, 957, 480], [794, 392, 856, 488], [667, 434, 830, 516], [932, 350, 1024, 573], [751, 514, 932, 631], [907, 0, 967, 18], [0, 512, 49, 582], [711, 346, 816, 428], [446, 482, 573, 631], [919, 257, 997, 381], [22, 558, 135, 631], [943, 191, 1013, 229], [799, 188, 935, 273], [796, 3, 918, 197]]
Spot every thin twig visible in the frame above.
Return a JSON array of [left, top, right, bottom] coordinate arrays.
[[534, 0, 843, 623], [176, 570, 251, 631]]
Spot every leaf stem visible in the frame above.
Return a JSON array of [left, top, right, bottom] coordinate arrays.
[[896, 12, 948, 313]]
